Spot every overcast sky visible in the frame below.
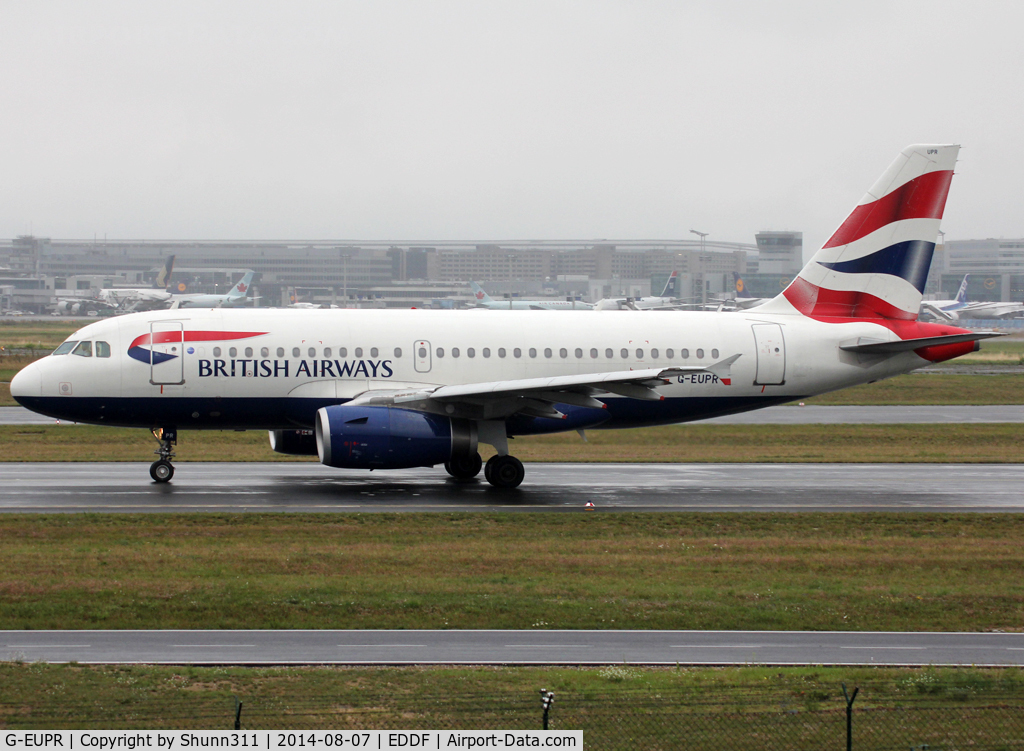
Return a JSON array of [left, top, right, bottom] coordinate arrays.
[[2, 1, 1022, 254]]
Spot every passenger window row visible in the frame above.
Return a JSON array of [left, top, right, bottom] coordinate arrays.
[[212, 346, 403, 359], [434, 346, 720, 360]]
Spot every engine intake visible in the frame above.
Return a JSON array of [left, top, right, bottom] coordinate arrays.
[[315, 405, 477, 469]]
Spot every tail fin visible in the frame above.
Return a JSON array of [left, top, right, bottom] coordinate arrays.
[[228, 271, 254, 299], [758, 144, 959, 320], [660, 271, 678, 298], [155, 255, 175, 289], [732, 271, 745, 295], [956, 274, 970, 304], [469, 281, 493, 304]]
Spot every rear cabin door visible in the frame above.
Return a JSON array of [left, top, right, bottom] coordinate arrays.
[[752, 323, 786, 385], [150, 321, 185, 385], [414, 340, 432, 373]]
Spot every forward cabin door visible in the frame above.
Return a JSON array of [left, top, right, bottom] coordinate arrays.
[[150, 321, 185, 385], [414, 340, 432, 373], [752, 323, 786, 385]]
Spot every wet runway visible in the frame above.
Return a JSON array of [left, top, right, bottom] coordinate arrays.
[[4, 629, 1024, 666], [4, 405, 1024, 425], [2, 462, 1023, 513]]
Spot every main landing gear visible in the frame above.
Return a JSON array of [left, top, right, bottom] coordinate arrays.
[[150, 427, 177, 483], [484, 454, 525, 489], [444, 452, 483, 481]]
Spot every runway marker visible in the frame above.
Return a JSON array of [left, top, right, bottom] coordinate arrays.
[[172, 644, 256, 648]]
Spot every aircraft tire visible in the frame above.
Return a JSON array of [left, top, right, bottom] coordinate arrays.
[[485, 455, 524, 489], [150, 460, 174, 483], [445, 452, 483, 480]]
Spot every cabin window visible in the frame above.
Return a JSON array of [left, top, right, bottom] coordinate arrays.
[[590, 348, 598, 358], [52, 341, 78, 356], [605, 348, 613, 359], [292, 347, 300, 357], [277, 347, 284, 357], [436, 347, 445, 358], [575, 348, 583, 359], [307, 347, 315, 358], [620, 348, 628, 359], [371, 347, 379, 357], [339, 348, 347, 357], [394, 348, 403, 358], [513, 348, 521, 358], [355, 347, 363, 357], [230, 347, 238, 358], [482, 348, 491, 358], [214, 347, 222, 357], [452, 347, 461, 358], [96, 341, 111, 358], [467, 348, 475, 358], [244, 347, 253, 358], [418, 346, 427, 358], [666, 348, 674, 359], [72, 341, 92, 357], [558, 348, 567, 358], [651, 348, 659, 359], [498, 348, 506, 358], [696, 348, 705, 359], [261, 347, 269, 358], [712, 348, 719, 359], [636, 349, 644, 359], [544, 348, 552, 358], [323, 347, 332, 358], [529, 348, 537, 358], [681, 348, 689, 359]]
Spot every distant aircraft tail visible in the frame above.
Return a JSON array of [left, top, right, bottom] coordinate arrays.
[[155, 255, 175, 289], [227, 271, 254, 299], [732, 271, 746, 296], [659, 271, 678, 298], [757, 144, 959, 321], [469, 281, 493, 304], [955, 274, 970, 304]]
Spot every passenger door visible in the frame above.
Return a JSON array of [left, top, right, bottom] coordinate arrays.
[[150, 321, 185, 385], [752, 323, 786, 385], [414, 340, 432, 373]]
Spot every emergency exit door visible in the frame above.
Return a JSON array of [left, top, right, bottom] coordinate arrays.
[[752, 323, 786, 385], [414, 340, 432, 373], [150, 321, 185, 385]]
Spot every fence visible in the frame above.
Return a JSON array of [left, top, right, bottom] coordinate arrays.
[[5, 685, 1024, 749]]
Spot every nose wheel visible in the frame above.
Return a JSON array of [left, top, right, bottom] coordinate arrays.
[[484, 455, 525, 489], [150, 427, 177, 483]]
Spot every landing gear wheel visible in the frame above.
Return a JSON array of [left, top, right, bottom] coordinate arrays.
[[445, 452, 483, 480], [484, 455, 525, 489], [150, 459, 174, 483]]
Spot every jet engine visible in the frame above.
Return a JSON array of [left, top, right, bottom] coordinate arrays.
[[315, 405, 477, 470], [268, 429, 319, 456]]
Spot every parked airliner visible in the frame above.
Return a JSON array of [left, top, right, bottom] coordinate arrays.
[[11, 144, 1000, 488]]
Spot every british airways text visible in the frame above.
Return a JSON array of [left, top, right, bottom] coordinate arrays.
[[198, 359, 394, 378]]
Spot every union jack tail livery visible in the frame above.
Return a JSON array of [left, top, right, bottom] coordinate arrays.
[[761, 144, 958, 321]]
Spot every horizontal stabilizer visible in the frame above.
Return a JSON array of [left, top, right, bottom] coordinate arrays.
[[839, 332, 1005, 354]]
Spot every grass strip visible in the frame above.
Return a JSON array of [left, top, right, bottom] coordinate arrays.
[[3, 663, 1024, 741], [2, 423, 1022, 463], [2, 513, 1024, 632]]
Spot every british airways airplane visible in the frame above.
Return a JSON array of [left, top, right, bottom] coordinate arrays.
[[10, 144, 1000, 488]]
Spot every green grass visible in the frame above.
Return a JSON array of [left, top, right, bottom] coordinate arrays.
[[2, 423, 1022, 463], [796, 372, 1024, 405], [3, 663, 1024, 747], [0, 321, 80, 351], [3, 514, 1024, 632]]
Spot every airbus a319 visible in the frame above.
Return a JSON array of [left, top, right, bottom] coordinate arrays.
[[11, 144, 1000, 488]]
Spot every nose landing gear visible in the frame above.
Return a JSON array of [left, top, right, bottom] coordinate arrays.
[[150, 427, 177, 483]]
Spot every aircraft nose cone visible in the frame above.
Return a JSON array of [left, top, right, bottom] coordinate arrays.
[[10, 361, 42, 403]]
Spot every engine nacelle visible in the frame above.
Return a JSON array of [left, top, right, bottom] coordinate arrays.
[[269, 429, 319, 456], [315, 405, 476, 470]]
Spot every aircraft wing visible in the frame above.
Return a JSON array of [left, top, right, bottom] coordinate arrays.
[[346, 355, 741, 420], [919, 302, 958, 322]]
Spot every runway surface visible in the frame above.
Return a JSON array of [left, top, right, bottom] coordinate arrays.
[[3, 462, 1024, 512], [4, 629, 1024, 666], [4, 405, 1024, 425]]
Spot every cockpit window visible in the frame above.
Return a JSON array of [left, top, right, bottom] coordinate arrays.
[[96, 341, 111, 358], [52, 341, 78, 356], [72, 341, 93, 357]]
